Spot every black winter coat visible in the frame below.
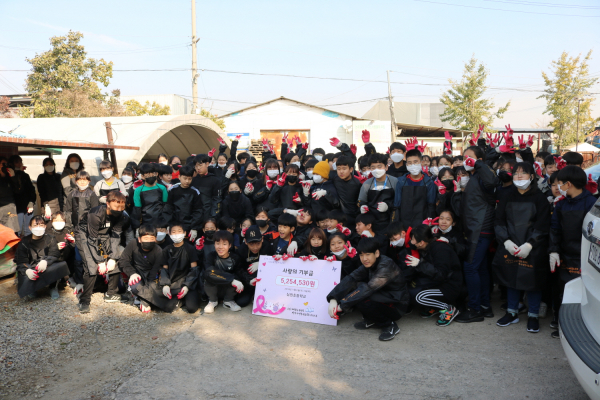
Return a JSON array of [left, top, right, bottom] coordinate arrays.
[[221, 193, 254, 224], [167, 184, 204, 232], [37, 172, 64, 210], [191, 172, 221, 222], [269, 183, 303, 210], [65, 188, 99, 230], [13, 171, 36, 213]]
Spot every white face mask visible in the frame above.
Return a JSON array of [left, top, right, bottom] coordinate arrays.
[[313, 174, 323, 184], [70, 162, 80, 170], [391, 238, 405, 247], [267, 170, 279, 179], [44, 165, 54, 173], [31, 227, 46, 237], [156, 231, 167, 241], [209, 163, 216, 168], [170, 233, 185, 243], [332, 249, 347, 257], [371, 169, 386, 179], [77, 183, 89, 191], [331, 162, 336, 170], [52, 221, 65, 231], [430, 166, 439, 176], [558, 183, 568, 197], [460, 176, 470, 187], [516, 157, 523, 163], [102, 170, 113, 179], [121, 175, 132, 184], [315, 155, 323, 162], [390, 153, 404, 163], [307, 171, 314, 179], [292, 161, 301, 168], [218, 163, 227, 169], [513, 179, 532, 190], [160, 161, 168, 165], [362, 170, 372, 178], [440, 226, 452, 234], [407, 164, 422, 176], [327, 228, 338, 233]]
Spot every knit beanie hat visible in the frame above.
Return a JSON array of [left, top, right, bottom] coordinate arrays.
[[313, 161, 330, 180]]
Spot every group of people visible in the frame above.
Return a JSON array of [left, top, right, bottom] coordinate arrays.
[[1, 126, 596, 341]]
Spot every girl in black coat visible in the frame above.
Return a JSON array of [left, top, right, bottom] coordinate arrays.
[[221, 181, 253, 226], [493, 162, 551, 333], [37, 157, 64, 216], [268, 163, 303, 211], [327, 233, 360, 278], [239, 161, 265, 210], [297, 228, 328, 260]]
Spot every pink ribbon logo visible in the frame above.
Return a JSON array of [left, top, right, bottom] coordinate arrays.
[[253, 295, 286, 315]]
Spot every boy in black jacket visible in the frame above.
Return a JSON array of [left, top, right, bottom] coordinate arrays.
[[192, 154, 221, 222], [167, 165, 203, 243], [235, 225, 274, 307], [330, 155, 362, 229]]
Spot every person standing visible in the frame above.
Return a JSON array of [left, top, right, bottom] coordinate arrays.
[[37, 157, 64, 218]]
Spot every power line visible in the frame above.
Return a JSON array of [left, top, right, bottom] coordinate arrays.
[[481, 0, 600, 9], [412, 0, 600, 16]]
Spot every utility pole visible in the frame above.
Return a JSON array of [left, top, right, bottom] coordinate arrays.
[[104, 122, 118, 176], [576, 98, 582, 152], [387, 70, 398, 143], [191, 0, 199, 114]]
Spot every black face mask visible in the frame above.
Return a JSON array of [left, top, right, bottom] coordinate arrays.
[[229, 190, 241, 200], [442, 180, 454, 191], [141, 241, 155, 251], [286, 175, 298, 184], [246, 169, 258, 178], [205, 230, 216, 240], [257, 220, 268, 228], [172, 164, 181, 171], [145, 176, 157, 185], [109, 209, 123, 218], [498, 171, 513, 183]]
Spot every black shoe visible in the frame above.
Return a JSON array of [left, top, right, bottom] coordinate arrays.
[[420, 308, 439, 319], [481, 306, 494, 318], [104, 293, 121, 303], [496, 312, 519, 327], [120, 292, 133, 304], [527, 317, 540, 333], [79, 303, 90, 314], [455, 308, 484, 323], [378, 322, 400, 341], [550, 316, 558, 329], [551, 330, 560, 339], [500, 303, 527, 314], [354, 320, 375, 330]]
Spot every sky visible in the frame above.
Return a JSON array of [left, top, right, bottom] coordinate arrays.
[[1, 0, 599, 129]]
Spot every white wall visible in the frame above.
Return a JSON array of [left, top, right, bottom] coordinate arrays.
[[222, 99, 354, 155]]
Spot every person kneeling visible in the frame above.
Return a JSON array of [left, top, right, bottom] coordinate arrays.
[[326, 237, 409, 341], [121, 224, 164, 313], [235, 225, 274, 308], [16, 216, 69, 300], [203, 230, 244, 313]]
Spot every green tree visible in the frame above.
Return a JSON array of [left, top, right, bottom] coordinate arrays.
[[123, 100, 170, 116], [439, 56, 510, 132], [200, 108, 225, 130], [24, 30, 115, 118], [538, 50, 599, 151]]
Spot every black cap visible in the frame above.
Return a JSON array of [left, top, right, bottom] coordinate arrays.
[[244, 225, 262, 243]]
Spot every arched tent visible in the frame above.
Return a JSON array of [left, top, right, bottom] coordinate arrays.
[[0, 115, 226, 179]]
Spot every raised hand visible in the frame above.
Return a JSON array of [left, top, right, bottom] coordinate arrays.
[[444, 131, 453, 141], [350, 144, 357, 155], [362, 130, 370, 144], [329, 137, 341, 148]]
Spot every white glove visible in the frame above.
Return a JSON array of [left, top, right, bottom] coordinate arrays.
[[361, 230, 373, 238], [285, 209, 300, 217], [36, 260, 47, 273], [128, 273, 142, 286], [550, 252, 560, 272], [188, 230, 198, 242], [308, 255, 318, 261], [504, 240, 519, 256], [287, 241, 298, 256], [328, 299, 339, 318], [177, 286, 189, 299], [244, 183, 254, 195], [232, 279, 244, 293], [437, 236, 449, 243], [303, 185, 310, 197], [44, 204, 52, 219], [225, 167, 235, 179], [538, 177, 547, 191], [57, 242, 66, 250], [515, 243, 533, 259], [299, 172, 305, 181], [135, 228, 139, 238], [360, 205, 369, 214], [547, 195, 554, 204], [27, 205, 34, 214], [107, 259, 117, 272], [248, 262, 259, 274], [377, 202, 388, 212], [99, 196, 107, 204], [25, 269, 39, 280], [140, 303, 151, 313], [97, 262, 107, 275], [73, 283, 84, 295], [406, 255, 420, 267], [162, 285, 172, 299], [312, 189, 327, 200]]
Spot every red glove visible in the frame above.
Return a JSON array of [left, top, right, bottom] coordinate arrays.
[[490, 134, 500, 148], [58, 242, 66, 250], [464, 156, 476, 168], [329, 137, 341, 147], [435, 178, 446, 195], [554, 195, 566, 204], [518, 135, 527, 150], [325, 255, 336, 262], [587, 174, 598, 195], [273, 255, 282, 261], [534, 162, 543, 177], [302, 142, 309, 150], [265, 179, 275, 190], [195, 237, 205, 251], [208, 148, 216, 157], [527, 135, 535, 148], [555, 156, 566, 170], [469, 130, 481, 147], [502, 131, 514, 147], [422, 165, 429, 175], [299, 256, 309, 261], [262, 138, 270, 151], [295, 136, 302, 145], [308, 255, 318, 261], [217, 137, 226, 146], [336, 224, 351, 236], [234, 134, 242, 141], [444, 141, 452, 155], [444, 131, 453, 141], [453, 180, 459, 192], [269, 144, 275, 154], [417, 140, 427, 153], [423, 217, 439, 226], [292, 192, 302, 203], [404, 137, 417, 151], [282, 132, 289, 142], [498, 144, 514, 154], [281, 253, 291, 261], [277, 173, 287, 187], [344, 241, 357, 258], [350, 144, 357, 155], [286, 137, 294, 146], [485, 132, 493, 146], [65, 233, 75, 244], [357, 174, 368, 184], [241, 227, 248, 237], [505, 124, 514, 138], [477, 124, 485, 136], [362, 130, 370, 144]]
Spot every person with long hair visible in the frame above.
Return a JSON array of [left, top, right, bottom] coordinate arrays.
[[297, 228, 328, 260], [61, 153, 85, 202]]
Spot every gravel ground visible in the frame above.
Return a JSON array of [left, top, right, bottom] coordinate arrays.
[[0, 279, 589, 400]]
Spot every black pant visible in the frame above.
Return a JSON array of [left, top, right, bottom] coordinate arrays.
[[236, 287, 255, 308], [204, 281, 236, 302], [80, 269, 119, 305], [356, 300, 402, 326]]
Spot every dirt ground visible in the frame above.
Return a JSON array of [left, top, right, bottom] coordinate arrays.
[[0, 280, 588, 400]]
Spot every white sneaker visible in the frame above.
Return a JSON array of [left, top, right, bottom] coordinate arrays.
[[223, 301, 241, 312], [204, 301, 218, 314]]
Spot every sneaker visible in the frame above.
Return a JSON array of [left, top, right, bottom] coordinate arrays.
[[204, 301, 218, 314], [496, 312, 519, 327], [79, 303, 90, 314], [50, 287, 59, 300], [550, 316, 558, 329], [437, 306, 460, 327], [455, 308, 484, 323], [223, 301, 241, 312], [120, 292, 133, 304], [420, 308, 439, 319], [551, 330, 560, 339], [378, 321, 400, 341], [104, 293, 121, 303], [354, 320, 375, 330], [481, 306, 494, 318], [500, 303, 527, 314], [527, 317, 540, 333], [538, 302, 548, 318]]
